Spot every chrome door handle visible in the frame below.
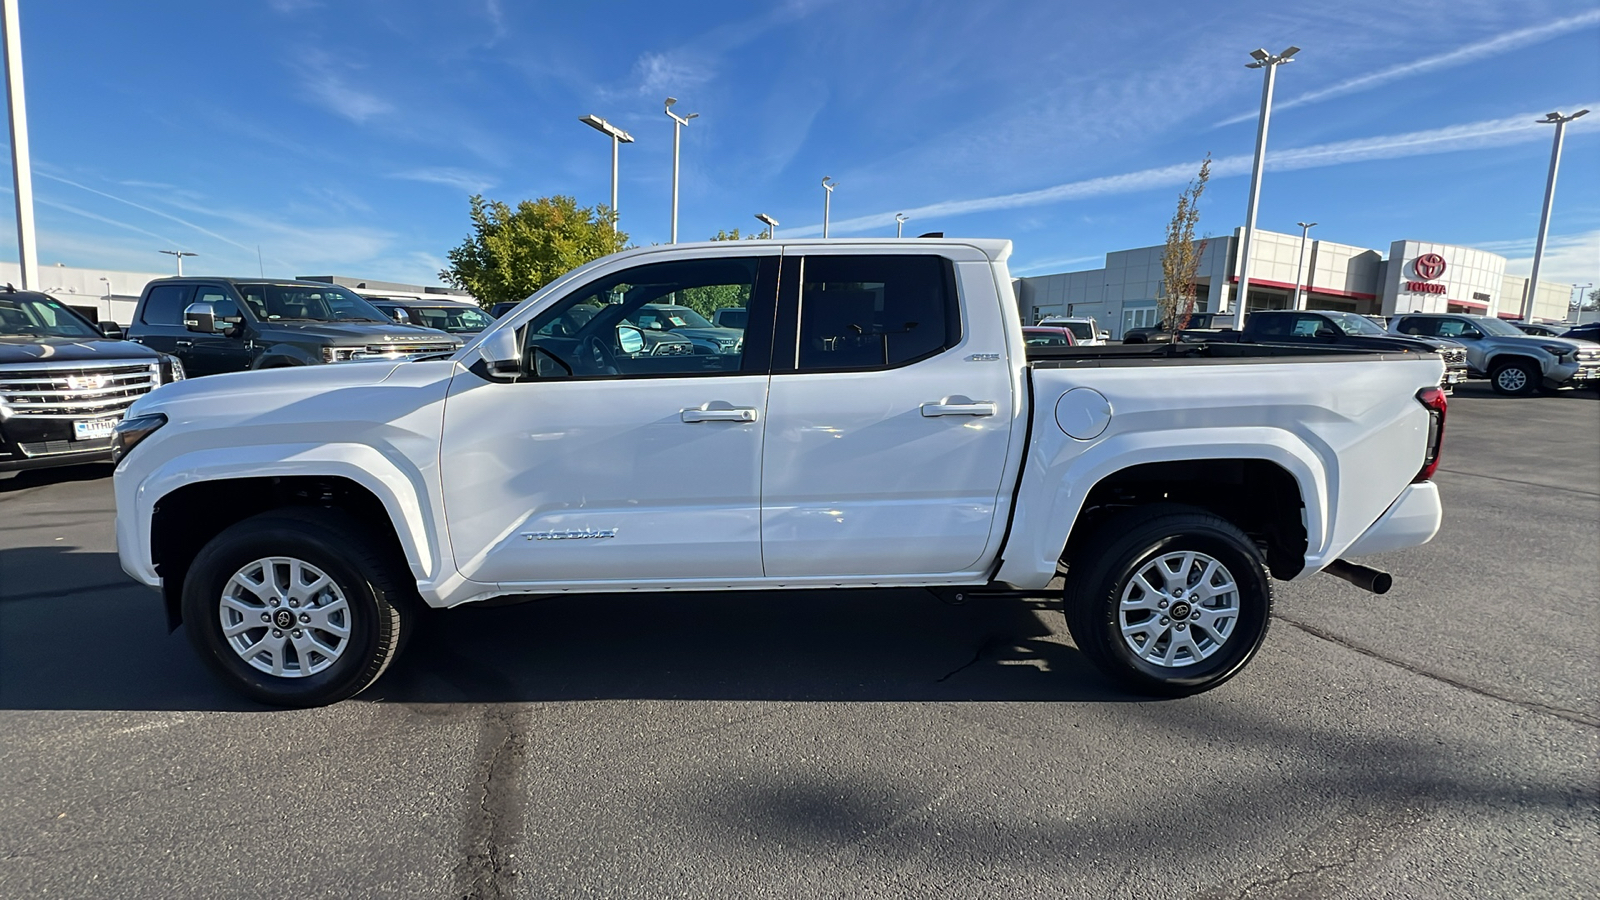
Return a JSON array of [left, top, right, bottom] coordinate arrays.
[[921, 397, 997, 417], [681, 404, 759, 423], [175, 340, 193, 348]]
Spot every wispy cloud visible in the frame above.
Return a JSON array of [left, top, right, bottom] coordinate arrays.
[[388, 168, 497, 194], [297, 50, 393, 124], [36, 172, 258, 253], [1011, 254, 1105, 276], [1477, 230, 1600, 285], [267, 0, 321, 14], [613, 0, 841, 97], [1216, 10, 1600, 127], [790, 105, 1598, 236]]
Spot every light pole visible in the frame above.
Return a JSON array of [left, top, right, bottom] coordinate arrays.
[[1232, 45, 1300, 330], [1573, 282, 1593, 322], [1523, 109, 1589, 322], [2, 0, 38, 290], [1292, 221, 1317, 309], [664, 97, 697, 244], [160, 249, 196, 275], [821, 176, 837, 238], [755, 212, 778, 239], [895, 213, 908, 238], [579, 114, 634, 233]]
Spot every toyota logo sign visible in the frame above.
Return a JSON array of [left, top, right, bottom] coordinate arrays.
[[1414, 253, 1447, 281]]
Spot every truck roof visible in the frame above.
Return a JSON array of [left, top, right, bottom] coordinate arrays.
[[594, 238, 1014, 263]]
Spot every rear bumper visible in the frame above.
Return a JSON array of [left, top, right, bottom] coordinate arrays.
[[1341, 482, 1442, 558]]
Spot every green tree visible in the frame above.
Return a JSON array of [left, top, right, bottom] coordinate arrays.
[[710, 228, 766, 241], [441, 195, 629, 309], [1157, 154, 1212, 339]]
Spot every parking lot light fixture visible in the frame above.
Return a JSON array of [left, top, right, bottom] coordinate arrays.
[[1523, 109, 1589, 322], [665, 98, 698, 244], [159, 249, 197, 275], [1233, 45, 1299, 330], [755, 212, 778, 239], [895, 213, 908, 237], [821, 177, 837, 238], [580, 114, 634, 233], [1292, 221, 1317, 309]]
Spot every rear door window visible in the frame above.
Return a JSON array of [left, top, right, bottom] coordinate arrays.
[[783, 255, 959, 372], [139, 284, 195, 325]]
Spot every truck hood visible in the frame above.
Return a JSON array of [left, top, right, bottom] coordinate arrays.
[[260, 321, 461, 346], [125, 356, 405, 420], [0, 335, 159, 365]]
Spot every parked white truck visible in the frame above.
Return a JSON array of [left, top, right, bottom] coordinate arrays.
[[111, 239, 1448, 707]]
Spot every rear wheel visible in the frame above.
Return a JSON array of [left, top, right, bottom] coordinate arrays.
[[182, 508, 411, 707], [1063, 505, 1272, 696], [1489, 360, 1538, 396]]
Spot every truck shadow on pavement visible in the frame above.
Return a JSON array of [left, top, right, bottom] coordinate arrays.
[[0, 545, 1130, 710]]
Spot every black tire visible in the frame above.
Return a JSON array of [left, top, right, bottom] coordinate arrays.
[[1489, 360, 1539, 396], [1062, 504, 1272, 696], [182, 508, 410, 707]]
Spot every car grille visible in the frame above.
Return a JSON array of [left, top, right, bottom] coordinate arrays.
[[1440, 348, 1467, 365], [356, 342, 458, 358], [1574, 347, 1600, 363], [18, 438, 112, 458], [652, 342, 693, 356], [0, 361, 159, 420]]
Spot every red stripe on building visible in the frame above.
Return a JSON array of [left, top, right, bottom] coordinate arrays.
[[1227, 276, 1377, 301]]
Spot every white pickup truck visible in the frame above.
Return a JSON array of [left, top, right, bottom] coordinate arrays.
[[111, 239, 1448, 707]]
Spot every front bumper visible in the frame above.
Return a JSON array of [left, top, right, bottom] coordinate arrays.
[[0, 419, 114, 472]]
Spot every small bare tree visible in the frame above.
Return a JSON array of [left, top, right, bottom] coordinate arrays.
[[1157, 154, 1211, 340]]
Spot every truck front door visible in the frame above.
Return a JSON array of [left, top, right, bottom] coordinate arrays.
[[760, 252, 1016, 578], [439, 253, 778, 586]]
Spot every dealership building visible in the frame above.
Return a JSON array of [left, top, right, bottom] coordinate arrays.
[[1015, 228, 1573, 339]]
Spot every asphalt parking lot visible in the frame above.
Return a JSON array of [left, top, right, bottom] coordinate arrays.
[[1, 382, 1595, 899]]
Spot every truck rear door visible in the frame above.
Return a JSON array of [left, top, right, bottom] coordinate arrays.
[[760, 251, 1016, 577]]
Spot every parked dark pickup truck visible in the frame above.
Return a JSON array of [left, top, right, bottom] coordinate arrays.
[[1192, 310, 1468, 390], [1, 287, 183, 472], [127, 278, 462, 377]]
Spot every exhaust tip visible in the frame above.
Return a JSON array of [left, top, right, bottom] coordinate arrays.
[[1324, 559, 1392, 595]]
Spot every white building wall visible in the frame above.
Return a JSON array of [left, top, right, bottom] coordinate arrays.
[[1381, 240, 1507, 317], [0, 261, 168, 324]]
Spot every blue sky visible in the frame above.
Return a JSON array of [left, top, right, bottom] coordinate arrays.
[[6, 0, 1599, 298]]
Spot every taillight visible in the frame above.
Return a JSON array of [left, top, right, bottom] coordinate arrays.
[[1413, 386, 1447, 483]]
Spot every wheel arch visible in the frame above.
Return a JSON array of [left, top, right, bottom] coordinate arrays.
[[1059, 459, 1309, 581], [137, 445, 439, 628]]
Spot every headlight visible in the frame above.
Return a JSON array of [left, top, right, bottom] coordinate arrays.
[[321, 346, 360, 363], [1538, 344, 1572, 359], [160, 354, 185, 383], [111, 413, 168, 463]]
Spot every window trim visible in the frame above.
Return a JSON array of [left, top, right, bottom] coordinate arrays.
[[771, 253, 963, 375]]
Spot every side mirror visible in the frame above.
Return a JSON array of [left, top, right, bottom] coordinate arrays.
[[616, 324, 646, 355], [1097, 330, 1110, 341], [98, 321, 123, 339], [478, 327, 522, 377], [183, 302, 221, 334], [1459, 331, 1481, 340]]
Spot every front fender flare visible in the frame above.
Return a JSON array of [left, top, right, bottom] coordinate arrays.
[[126, 442, 440, 586]]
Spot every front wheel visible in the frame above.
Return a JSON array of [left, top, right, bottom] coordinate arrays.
[[1489, 360, 1539, 396], [1063, 505, 1273, 696], [182, 508, 411, 707]]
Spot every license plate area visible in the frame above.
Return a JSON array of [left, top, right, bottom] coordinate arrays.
[[73, 419, 117, 441]]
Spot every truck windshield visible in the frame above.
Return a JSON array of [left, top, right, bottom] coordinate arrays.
[[236, 284, 388, 323], [0, 293, 101, 340], [1324, 312, 1387, 336], [631, 305, 716, 330], [1472, 317, 1531, 337]]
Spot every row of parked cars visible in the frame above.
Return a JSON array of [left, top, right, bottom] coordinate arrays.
[[1113, 309, 1599, 396]]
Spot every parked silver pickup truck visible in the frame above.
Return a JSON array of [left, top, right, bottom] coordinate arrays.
[[113, 239, 1448, 707], [1391, 312, 1600, 394]]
